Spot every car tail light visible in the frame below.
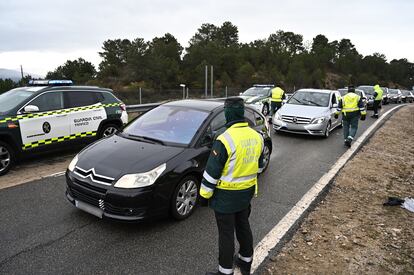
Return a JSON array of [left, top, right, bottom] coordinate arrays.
[[120, 103, 126, 111]]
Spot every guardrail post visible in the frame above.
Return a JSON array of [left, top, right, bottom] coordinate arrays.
[[139, 87, 142, 104], [225, 86, 228, 98]]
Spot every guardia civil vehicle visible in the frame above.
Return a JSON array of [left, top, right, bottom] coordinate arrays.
[[0, 80, 128, 175]]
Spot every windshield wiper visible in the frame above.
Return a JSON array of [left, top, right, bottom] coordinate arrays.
[[290, 97, 303, 104], [128, 134, 165, 145]]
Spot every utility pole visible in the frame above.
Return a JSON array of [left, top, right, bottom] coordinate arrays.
[[139, 87, 142, 104], [210, 65, 214, 97], [205, 65, 208, 98], [20, 65, 24, 79]]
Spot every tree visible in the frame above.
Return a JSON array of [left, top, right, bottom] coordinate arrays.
[[46, 58, 96, 84], [0, 79, 17, 94]]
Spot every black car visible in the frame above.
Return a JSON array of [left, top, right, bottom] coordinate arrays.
[[65, 99, 273, 222], [0, 80, 128, 176]]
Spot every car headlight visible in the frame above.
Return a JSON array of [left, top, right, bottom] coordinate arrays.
[[68, 155, 79, 172], [114, 163, 166, 188], [311, 117, 326, 124]]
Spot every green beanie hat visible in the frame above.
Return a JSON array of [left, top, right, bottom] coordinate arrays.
[[224, 97, 244, 123]]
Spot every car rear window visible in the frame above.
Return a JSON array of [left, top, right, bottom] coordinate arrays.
[[67, 91, 100, 107]]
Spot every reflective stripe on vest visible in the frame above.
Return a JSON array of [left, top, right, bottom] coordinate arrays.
[[271, 87, 284, 102], [216, 122, 263, 193], [342, 93, 360, 113]]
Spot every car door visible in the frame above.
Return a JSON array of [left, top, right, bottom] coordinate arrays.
[[66, 91, 107, 138], [19, 91, 70, 150], [330, 91, 340, 127]]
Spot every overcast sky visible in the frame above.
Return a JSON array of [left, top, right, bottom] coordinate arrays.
[[1, 0, 413, 76]]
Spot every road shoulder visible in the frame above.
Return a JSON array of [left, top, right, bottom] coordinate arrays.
[[263, 105, 414, 274]]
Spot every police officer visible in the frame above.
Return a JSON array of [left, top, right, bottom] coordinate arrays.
[[372, 84, 383, 118], [335, 85, 366, 147], [270, 86, 285, 116], [200, 97, 264, 275]]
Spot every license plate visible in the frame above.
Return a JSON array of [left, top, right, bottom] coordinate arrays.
[[75, 200, 103, 218]]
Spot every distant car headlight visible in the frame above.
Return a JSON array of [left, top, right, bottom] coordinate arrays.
[[114, 163, 166, 188], [68, 155, 79, 172], [311, 117, 326, 124]]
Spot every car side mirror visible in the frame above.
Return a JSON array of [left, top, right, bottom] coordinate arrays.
[[332, 103, 338, 108], [24, 105, 39, 113], [201, 132, 214, 148]]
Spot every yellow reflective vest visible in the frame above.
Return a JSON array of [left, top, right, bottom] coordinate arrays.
[[271, 87, 284, 102], [374, 85, 383, 101], [216, 122, 263, 194], [342, 93, 361, 113]]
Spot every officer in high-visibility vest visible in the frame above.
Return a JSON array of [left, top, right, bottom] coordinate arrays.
[[335, 85, 366, 147], [372, 84, 383, 118], [270, 86, 285, 116], [201, 97, 264, 275]]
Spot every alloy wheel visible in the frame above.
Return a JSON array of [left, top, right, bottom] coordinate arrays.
[[175, 179, 198, 217], [0, 145, 11, 173], [324, 122, 331, 138], [103, 126, 118, 137]]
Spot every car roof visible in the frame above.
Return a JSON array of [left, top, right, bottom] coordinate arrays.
[[19, 85, 113, 94], [163, 99, 225, 112], [297, 88, 334, 94]]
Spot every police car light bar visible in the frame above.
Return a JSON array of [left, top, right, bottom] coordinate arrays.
[[28, 80, 74, 86]]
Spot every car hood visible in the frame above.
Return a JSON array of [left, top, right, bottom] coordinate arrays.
[[76, 134, 185, 179], [278, 103, 329, 118], [239, 95, 266, 104]]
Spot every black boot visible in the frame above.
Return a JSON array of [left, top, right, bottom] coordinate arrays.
[[234, 257, 252, 275]]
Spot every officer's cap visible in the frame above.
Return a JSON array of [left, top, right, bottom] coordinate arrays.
[[224, 97, 244, 109]]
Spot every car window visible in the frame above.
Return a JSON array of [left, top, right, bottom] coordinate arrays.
[[67, 91, 99, 108], [123, 105, 209, 146], [29, 92, 64, 112], [245, 110, 256, 127], [253, 111, 265, 126], [210, 111, 226, 132], [331, 93, 337, 105]]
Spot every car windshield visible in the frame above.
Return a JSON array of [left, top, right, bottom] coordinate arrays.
[[242, 87, 271, 96], [357, 86, 375, 95], [388, 89, 398, 94], [288, 91, 330, 107], [123, 105, 209, 146], [338, 89, 347, 96], [0, 87, 38, 114]]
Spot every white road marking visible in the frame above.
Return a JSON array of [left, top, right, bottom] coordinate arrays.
[[47, 171, 66, 178], [245, 105, 405, 274]]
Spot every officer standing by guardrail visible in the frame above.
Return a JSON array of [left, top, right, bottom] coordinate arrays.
[[270, 86, 285, 118], [200, 97, 264, 275], [335, 85, 366, 147], [372, 84, 383, 118]]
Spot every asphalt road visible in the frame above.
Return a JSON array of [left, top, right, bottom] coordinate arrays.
[[0, 105, 397, 274]]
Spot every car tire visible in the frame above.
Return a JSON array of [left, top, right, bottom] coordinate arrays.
[[262, 104, 269, 116], [171, 175, 200, 220], [323, 121, 331, 138], [99, 123, 120, 138], [261, 142, 272, 173], [0, 141, 15, 176]]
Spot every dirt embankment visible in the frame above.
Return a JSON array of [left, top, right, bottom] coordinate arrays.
[[264, 105, 414, 274]]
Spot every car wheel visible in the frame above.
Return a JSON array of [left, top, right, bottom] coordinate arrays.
[[261, 142, 271, 172], [171, 175, 199, 220], [0, 141, 14, 176], [262, 104, 269, 116], [323, 121, 331, 138], [100, 124, 119, 138]]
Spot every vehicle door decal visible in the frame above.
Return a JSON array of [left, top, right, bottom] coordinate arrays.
[[22, 131, 97, 150]]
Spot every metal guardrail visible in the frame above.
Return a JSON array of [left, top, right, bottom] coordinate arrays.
[[126, 103, 161, 113]]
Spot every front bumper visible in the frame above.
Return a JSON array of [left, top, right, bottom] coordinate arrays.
[[272, 119, 327, 136], [65, 171, 167, 221]]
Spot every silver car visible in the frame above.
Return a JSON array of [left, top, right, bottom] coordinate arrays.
[[272, 89, 342, 137]]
